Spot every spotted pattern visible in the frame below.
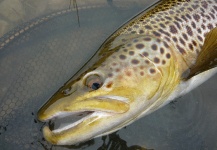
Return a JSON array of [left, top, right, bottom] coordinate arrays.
[[132, 59, 140, 65], [149, 68, 156, 74], [117, 0, 217, 67], [96, 34, 173, 83], [79, 0, 217, 89], [151, 44, 157, 51], [119, 55, 126, 60], [136, 43, 145, 49], [154, 57, 160, 63]]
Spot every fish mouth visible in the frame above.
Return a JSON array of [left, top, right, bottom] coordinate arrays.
[[45, 95, 129, 132], [48, 111, 95, 133], [38, 95, 130, 145]]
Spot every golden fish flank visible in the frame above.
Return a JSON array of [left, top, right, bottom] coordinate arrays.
[[37, 0, 217, 145]]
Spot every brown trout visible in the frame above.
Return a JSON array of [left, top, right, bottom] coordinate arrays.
[[37, 0, 217, 145]]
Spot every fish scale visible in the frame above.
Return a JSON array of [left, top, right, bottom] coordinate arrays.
[[99, 35, 172, 80], [113, 0, 217, 67], [38, 0, 217, 145]]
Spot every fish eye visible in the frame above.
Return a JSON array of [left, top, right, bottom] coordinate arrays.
[[85, 74, 103, 90]]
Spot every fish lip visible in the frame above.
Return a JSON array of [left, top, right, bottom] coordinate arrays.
[[43, 95, 128, 133], [43, 95, 129, 121]]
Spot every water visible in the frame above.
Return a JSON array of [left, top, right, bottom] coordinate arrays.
[[0, 0, 216, 150]]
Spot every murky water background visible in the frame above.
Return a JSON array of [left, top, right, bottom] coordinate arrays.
[[0, 0, 216, 150]]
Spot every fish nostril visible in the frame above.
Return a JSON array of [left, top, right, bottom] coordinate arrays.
[[62, 87, 76, 95], [63, 88, 71, 95]]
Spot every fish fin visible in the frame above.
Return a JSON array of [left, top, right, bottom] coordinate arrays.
[[184, 27, 217, 80]]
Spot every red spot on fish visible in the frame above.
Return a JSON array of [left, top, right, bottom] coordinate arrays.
[[106, 82, 113, 88], [126, 71, 132, 76]]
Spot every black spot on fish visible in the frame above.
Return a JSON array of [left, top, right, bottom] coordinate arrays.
[[172, 36, 178, 42], [170, 25, 178, 34], [179, 37, 186, 46], [136, 43, 145, 49], [207, 23, 213, 29], [166, 53, 171, 59], [160, 48, 164, 54], [191, 21, 196, 28], [197, 35, 203, 42], [182, 33, 188, 41], [192, 40, 197, 46], [186, 25, 193, 36], [150, 68, 156, 74], [129, 51, 134, 56], [131, 59, 140, 65], [163, 41, 169, 48], [151, 44, 157, 51], [154, 57, 160, 63], [119, 55, 126, 60], [139, 30, 144, 34], [193, 14, 200, 22], [177, 45, 186, 54], [152, 31, 161, 37], [189, 43, 194, 51], [143, 37, 151, 41], [159, 23, 166, 28], [143, 52, 149, 57]]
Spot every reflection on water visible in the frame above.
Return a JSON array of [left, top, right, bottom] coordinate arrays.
[[0, 0, 216, 150]]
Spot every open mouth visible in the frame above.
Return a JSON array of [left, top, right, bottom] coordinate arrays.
[[42, 95, 130, 133], [47, 111, 110, 133]]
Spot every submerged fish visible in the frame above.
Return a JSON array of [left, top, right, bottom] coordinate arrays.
[[37, 0, 217, 145]]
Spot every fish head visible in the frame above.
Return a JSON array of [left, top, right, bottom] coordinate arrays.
[[37, 35, 179, 145]]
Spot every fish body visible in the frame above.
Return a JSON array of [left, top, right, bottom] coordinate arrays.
[[38, 0, 217, 145]]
